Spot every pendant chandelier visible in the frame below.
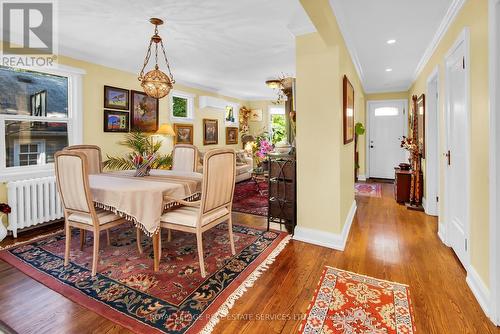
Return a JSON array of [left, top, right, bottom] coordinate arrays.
[[138, 18, 175, 99]]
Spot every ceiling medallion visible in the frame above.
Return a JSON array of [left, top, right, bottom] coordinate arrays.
[[138, 18, 175, 99]]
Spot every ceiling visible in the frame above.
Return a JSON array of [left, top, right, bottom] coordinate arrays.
[[55, 0, 314, 100], [329, 0, 454, 93]]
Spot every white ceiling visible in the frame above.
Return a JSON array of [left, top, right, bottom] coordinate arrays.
[[55, 0, 314, 100], [329, 0, 454, 93]]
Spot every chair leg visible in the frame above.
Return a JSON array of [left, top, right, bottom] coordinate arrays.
[[64, 222, 71, 266], [136, 228, 143, 254], [79, 229, 86, 251], [228, 216, 236, 255], [106, 229, 111, 246], [196, 231, 206, 278], [92, 229, 100, 276], [167, 229, 172, 242], [158, 229, 162, 259]]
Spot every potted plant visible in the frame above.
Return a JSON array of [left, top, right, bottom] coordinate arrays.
[[0, 203, 11, 242], [104, 131, 172, 171], [354, 122, 365, 181]]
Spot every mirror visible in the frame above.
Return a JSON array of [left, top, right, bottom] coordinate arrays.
[[417, 94, 425, 157]]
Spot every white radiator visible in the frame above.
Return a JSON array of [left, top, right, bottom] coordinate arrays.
[[7, 177, 64, 238]]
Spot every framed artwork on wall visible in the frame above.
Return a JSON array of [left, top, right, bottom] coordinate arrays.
[[173, 123, 194, 145], [250, 109, 263, 122], [104, 110, 129, 132], [104, 86, 129, 110], [130, 90, 159, 132], [226, 127, 238, 145], [417, 94, 426, 157], [343, 75, 355, 144], [203, 119, 218, 145]]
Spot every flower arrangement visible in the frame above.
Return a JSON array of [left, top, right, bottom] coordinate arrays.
[[252, 135, 273, 169], [130, 153, 156, 177], [0, 203, 11, 215], [400, 136, 419, 153]]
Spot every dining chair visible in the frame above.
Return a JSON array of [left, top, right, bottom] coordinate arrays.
[[54, 150, 139, 276], [64, 145, 102, 174], [159, 148, 236, 277], [172, 144, 198, 172]]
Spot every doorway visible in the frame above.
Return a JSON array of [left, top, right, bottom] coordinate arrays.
[[366, 100, 407, 179], [425, 69, 439, 217], [444, 28, 470, 269]]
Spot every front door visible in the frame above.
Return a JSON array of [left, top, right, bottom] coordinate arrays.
[[368, 100, 406, 179], [445, 33, 469, 267]]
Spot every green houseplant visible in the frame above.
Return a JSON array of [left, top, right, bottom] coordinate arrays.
[[103, 131, 172, 170], [354, 122, 365, 180]]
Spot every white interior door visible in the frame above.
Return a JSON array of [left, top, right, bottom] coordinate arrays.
[[368, 100, 406, 179], [425, 73, 439, 216], [445, 32, 469, 267]]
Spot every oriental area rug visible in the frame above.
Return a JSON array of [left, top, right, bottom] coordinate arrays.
[[0, 224, 290, 334], [354, 183, 383, 198], [232, 180, 268, 217], [300, 266, 416, 334]]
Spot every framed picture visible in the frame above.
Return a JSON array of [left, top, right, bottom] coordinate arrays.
[[174, 123, 194, 145], [226, 127, 238, 145], [203, 119, 218, 145], [104, 110, 129, 132], [104, 86, 129, 110], [343, 75, 355, 144], [225, 105, 235, 123], [130, 90, 159, 132], [250, 109, 263, 122], [417, 94, 426, 157]]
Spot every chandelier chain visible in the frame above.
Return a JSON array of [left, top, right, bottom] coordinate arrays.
[[160, 40, 175, 83], [138, 40, 153, 80]]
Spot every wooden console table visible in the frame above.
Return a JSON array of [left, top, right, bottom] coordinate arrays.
[[394, 167, 423, 204]]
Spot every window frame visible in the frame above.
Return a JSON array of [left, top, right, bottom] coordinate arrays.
[[170, 90, 195, 122], [268, 105, 286, 142], [0, 64, 85, 182]]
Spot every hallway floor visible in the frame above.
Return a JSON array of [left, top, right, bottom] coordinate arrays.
[[0, 183, 497, 333]]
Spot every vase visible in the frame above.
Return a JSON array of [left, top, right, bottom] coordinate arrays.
[[0, 213, 7, 242], [134, 164, 152, 177]]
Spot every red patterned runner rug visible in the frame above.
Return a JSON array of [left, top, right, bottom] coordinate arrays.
[[0, 224, 290, 333], [355, 183, 383, 198], [300, 266, 416, 334]]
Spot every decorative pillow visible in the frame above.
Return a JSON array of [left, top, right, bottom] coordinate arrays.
[[198, 151, 205, 165], [236, 151, 247, 165]]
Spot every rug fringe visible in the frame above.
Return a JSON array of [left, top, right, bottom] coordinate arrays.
[[199, 234, 292, 334], [0, 229, 64, 251]]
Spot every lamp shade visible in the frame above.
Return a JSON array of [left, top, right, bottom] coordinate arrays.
[[157, 123, 175, 136]]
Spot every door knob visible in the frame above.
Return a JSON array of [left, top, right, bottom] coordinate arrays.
[[445, 150, 451, 165], [370, 145, 374, 148]]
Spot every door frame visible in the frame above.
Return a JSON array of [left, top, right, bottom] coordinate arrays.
[[365, 99, 408, 179], [425, 67, 440, 217], [489, 0, 500, 326], [443, 28, 470, 263]]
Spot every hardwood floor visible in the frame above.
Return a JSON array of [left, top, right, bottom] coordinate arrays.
[[0, 183, 497, 333]]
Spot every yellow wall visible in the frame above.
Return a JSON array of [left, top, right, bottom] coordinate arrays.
[[365, 91, 409, 101], [247, 100, 273, 136], [297, 0, 365, 235], [408, 0, 489, 286]]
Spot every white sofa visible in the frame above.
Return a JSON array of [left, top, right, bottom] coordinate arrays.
[[197, 149, 253, 183]]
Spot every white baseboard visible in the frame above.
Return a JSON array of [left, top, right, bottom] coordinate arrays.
[[357, 174, 367, 181], [466, 265, 492, 322], [293, 200, 357, 251], [422, 197, 427, 211]]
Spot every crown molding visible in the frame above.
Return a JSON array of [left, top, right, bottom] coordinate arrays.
[[364, 86, 410, 95], [412, 0, 467, 81], [328, 0, 366, 93]]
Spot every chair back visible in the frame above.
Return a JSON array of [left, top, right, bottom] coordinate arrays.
[[54, 151, 94, 215], [172, 144, 198, 172], [199, 149, 236, 215], [64, 145, 102, 174]]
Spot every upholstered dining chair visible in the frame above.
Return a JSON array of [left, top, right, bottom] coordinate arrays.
[[54, 151, 138, 276], [172, 144, 199, 172], [159, 148, 236, 277], [64, 145, 102, 174]]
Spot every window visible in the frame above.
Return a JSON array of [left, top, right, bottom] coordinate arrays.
[[0, 65, 84, 181], [269, 106, 287, 144], [374, 107, 399, 116], [170, 90, 194, 121]]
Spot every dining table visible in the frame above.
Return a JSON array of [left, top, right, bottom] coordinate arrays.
[[88, 169, 203, 271]]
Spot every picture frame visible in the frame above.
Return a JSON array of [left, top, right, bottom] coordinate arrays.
[[343, 75, 355, 144], [130, 90, 159, 132], [173, 123, 194, 145], [226, 127, 238, 145], [203, 119, 218, 145], [104, 110, 129, 133], [249, 109, 263, 122], [104, 86, 129, 110], [417, 94, 426, 157]]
